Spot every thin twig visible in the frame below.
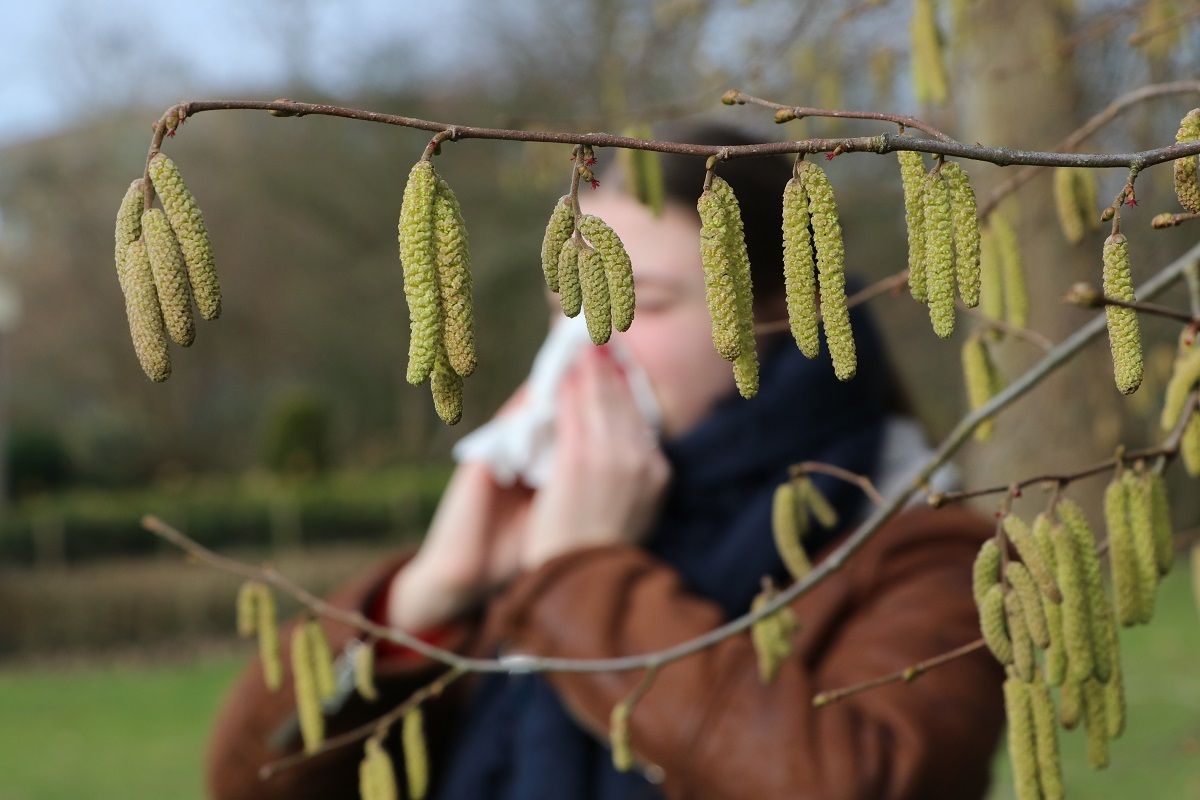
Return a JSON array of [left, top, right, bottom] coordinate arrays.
[[792, 461, 885, 507], [812, 639, 986, 708], [724, 90, 956, 142], [960, 305, 1054, 351], [1065, 290, 1200, 326]]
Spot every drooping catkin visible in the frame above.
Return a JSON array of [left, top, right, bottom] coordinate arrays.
[[801, 477, 838, 530], [1056, 500, 1111, 682], [541, 196, 574, 293], [1006, 562, 1051, 650], [992, 213, 1028, 328], [772, 480, 812, 581], [781, 175, 820, 358], [1101, 617, 1125, 740], [291, 623, 324, 754], [1053, 168, 1087, 245], [400, 160, 441, 385], [114, 179, 144, 273], [1148, 471, 1174, 575], [733, 350, 760, 399], [432, 177, 476, 378], [142, 208, 195, 347], [146, 154, 221, 320], [359, 735, 399, 800], [1050, 521, 1096, 684], [1059, 679, 1082, 730], [707, 176, 760, 397], [1104, 476, 1143, 627], [1003, 676, 1041, 800], [1030, 679, 1065, 800], [750, 587, 796, 684], [621, 124, 665, 217], [972, 539, 1001, 606], [402, 706, 429, 800], [1081, 678, 1110, 769], [1033, 516, 1067, 686], [236, 581, 259, 638], [118, 240, 172, 382], [921, 169, 956, 338], [430, 345, 463, 426], [354, 643, 379, 702], [910, 0, 949, 105], [557, 239, 583, 318], [1173, 108, 1200, 214], [1102, 233, 1144, 395], [802, 165, 856, 380], [578, 245, 613, 345], [979, 226, 1005, 335], [1159, 343, 1200, 430], [1003, 514, 1062, 603], [979, 583, 1013, 664], [609, 702, 634, 772], [941, 162, 981, 307], [697, 187, 742, 361], [305, 620, 337, 702], [580, 214, 636, 334], [256, 586, 282, 692], [1183, 412, 1200, 476], [898, 151, 928, 303], [961, 335, 1001, 441], [1125, 468, 1160, 622]]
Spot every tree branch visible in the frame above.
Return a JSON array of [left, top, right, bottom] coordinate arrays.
[[811, 639, 986, 708]]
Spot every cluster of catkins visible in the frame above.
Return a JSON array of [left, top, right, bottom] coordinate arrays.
[[771, 475, 838, 582], [358, 706, 429, 800], [749, 579, 800, 685], [112, 154, 221, 381], [899, 152, 981, 338], [973, 477, 1173, 800], [399, 160, 477, 425], [539, 194, 637, 346]]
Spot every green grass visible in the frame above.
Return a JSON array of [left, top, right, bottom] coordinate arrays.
[[0, 568, 1195, 799], [988, 565, 1200, 799], [0, 654, 243, 800]]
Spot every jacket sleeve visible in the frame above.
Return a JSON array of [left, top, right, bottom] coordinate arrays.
[[205, 554, 476, 800], [486, 506, 1005, 800]]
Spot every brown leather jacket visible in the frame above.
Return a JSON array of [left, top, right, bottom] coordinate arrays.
[[207, 506, 1004, 800]]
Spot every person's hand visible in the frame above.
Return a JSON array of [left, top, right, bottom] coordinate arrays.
[[521, 347, 671, 570], [387, 385, 534, 632]]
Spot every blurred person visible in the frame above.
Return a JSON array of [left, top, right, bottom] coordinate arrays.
[[207, 123, 1005, 800]]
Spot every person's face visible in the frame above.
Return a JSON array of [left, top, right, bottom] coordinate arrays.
[[550, 188, 738, 440]]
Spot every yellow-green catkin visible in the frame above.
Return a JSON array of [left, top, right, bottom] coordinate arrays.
[[1053, 168, 1087, 245], [898, 151, 928, 303], [710, 176, 759, 397], [403, 706, 429, 800], [941, 162, 981, 307], [609, 702, 634, 772], [1104, 476, 1143, 627], [1033, 516, 1067, 686], [1050, 522, 1096, 684], [581, 214, 636, 334], [578, 245, 612, 345], [114, 179, 144, 273], [922, 169, 956, 338], [801, 477, 838, 530], [1173, 109, 1200, 214], [1006, 562, 1051, 650], [1057, 500, 1111, 682], [236, 581, 259, 638], [980, 583, 1013, 665], [1030, 679, 1065, 800], [802, 164, 856, 380], [1148, 471, 1174, 575], [962, 335, 1000, 441], [732, 350, 760, 399], [1102, 233, 1144, 395], [772, 481, 812, 581], [557, 239, 583, 318], [432, 177, 476, 378], [978, 226, 1005, 335], [359, 735, 399, 800], [992, 213, 1028, 328], [972, 539, 1002, 605], [1082, 678, 1110, 769], [256, 586, 282, 692], [541, 196, 574, 293], [430, 346, 463, 426], [750, 589, 795, 684], [146, 154, 221, 320], [1059, 680, 1082, 730], [119, 240, 172, 382], [1004, 514, 1062, 604], [291, 623, 324, 754], [697, 187, 742, 361], [141, 208, 195, 347], [782, 174, 820, 358], [621, 124, 665, 217], [1183, 412, 1200, 476], [306, 620, 337, 702], [1003, 676, 1041, 800], [1159, 343, 1200, 430], [354, 643, 379, 702], [911, 0, 949, 105], [399, 160, 441, 385], [1125, 468, 1160, 622], [1102, 616, 1126, 740]]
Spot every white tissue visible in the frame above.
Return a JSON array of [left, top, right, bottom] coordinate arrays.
[[451, 314, 663, 488]]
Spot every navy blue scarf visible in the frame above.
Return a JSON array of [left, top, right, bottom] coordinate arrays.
[[434, 303, 890, 800]]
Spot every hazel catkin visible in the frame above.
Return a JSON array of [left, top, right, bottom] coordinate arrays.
[[1104, 475, 1143, 627], [1050, 521, 1096, 684], [1148, 470, 1174, 575], [979, 583, 1013, 665], [1082, 678, 1110, 769], [541, 196, 574, 293], [306, 619, 337, 702], [400, 160, 441, 385], [802, 164, 856, 380], [256, 585, 282, 692], [359, 735, 399, 800], [403, 706, 429, 800], [432, 177, 476, 378], [772, 480, 813, 581], [291, 622, 325, 754], [578, 244, 613, 345], [114, 179, 144, 273], [781, 174, 820, 358], [142, 208, 195, 347], [1159, 342, 1200, 431], [921, 168, 956, 338], [1173, 108, 1200, 214], [962, 335, 1002, 441], [1003, 676, 1041, 800], [236, 580, 259, 638], [147, 154, 221, 320], [610, 702, 634, 772], [1056, 500, 1112, 682], [1102, 233, 1144, 395], [972, 538, 1001, 607], [354, 643, 379, 702], [697, 187, 742, 361], [118, 240, 172, 382], [1030, 679, 1065, 800], [431, 346, 464, 426], [580, 214, 636, 334], [1006, 561, 1051, 650], [940, 161, 981, 308], [1125, 468, 1160, 622], [1003, 514, 1062, 603], [710, 176, 760, 396], [992, 212, 1028, 329], [557, 238, 583, 318], [898, 151, 928, 303]]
